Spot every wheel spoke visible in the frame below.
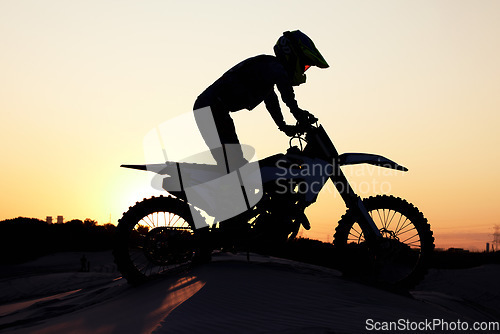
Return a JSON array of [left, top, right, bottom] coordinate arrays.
[[114, 197, 201, 285], [382, 209, 389, 228], [351, 225, 363, 237], [140, 217, 154, 229], [144, 214, 156, 228], [397, 225, 417, 237], [400, 232, 419, 243], [333, 195, 434, 288], [401, 234, 420, 245], [385, 210, 398, 230], [171, 215, 182, 226], [348, 232, 362, 241], [394, 217, 411, 235], [348, 224, 364, 243], [376, 209, 384, 229]]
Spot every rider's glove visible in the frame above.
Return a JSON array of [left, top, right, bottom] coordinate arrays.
[[279, 124, 298, 137], [292, 108, 318, 125]]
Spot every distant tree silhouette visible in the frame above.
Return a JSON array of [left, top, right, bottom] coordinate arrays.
[[102, 223, 116, 232], [136, 224, 149, 234], [0, 216, 116, 264], [84, 218, 98, 228], [65, 219, 84, 226], [1, 217, 46, 225]]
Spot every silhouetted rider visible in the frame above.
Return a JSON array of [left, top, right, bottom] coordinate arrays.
[[193, 30, 329, 166]]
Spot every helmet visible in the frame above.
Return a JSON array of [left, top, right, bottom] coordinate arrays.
[[274, 30, 329, 86]]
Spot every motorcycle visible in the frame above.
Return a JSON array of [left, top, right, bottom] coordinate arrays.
[[113, 118, 434, 289]]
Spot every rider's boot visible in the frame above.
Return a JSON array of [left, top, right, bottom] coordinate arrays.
[[295, 211, 311, 230], [192, 226, 212, 265], [288, 199, 311, 230]]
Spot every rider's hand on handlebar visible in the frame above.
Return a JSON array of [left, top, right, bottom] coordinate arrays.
[[279, 124, 298, 137], [292, 108, 318, 125]]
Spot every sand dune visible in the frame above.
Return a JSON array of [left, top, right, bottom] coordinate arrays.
[[0, 252, 498, 333]]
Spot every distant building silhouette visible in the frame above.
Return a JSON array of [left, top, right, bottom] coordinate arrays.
[[46, 216, 52, 224], [57, 215, 64, 224]]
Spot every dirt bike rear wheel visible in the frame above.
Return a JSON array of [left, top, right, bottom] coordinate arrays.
[[113, 196, 206, 285], [333, 195, 434, 289]]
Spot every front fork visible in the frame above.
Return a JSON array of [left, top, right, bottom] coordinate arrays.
[[329, 164, 383, 244], [354, 196, 383, 241], [304, 125, 383, 244]]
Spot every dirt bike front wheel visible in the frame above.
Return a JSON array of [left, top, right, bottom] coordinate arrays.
[[333, 195, 434, 289], [113, 196, 206, 285]]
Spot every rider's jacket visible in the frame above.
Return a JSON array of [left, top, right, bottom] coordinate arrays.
[[195, 55, 299, 124]]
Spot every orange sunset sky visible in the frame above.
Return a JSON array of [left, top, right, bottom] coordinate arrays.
[[1, 1, 500, 251]]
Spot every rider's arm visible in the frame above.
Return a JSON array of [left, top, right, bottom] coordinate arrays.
[[264, 90, 286, 128], [264, 90, 298, 136], [275, 78, 315, 124], [264, 58, 313, 130], [264, 58, 300, 115], [275, 77, 299, 113], [272, 64, 313, 124]]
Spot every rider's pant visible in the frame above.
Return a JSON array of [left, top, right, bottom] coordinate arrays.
[[193, 98, 245, 169]]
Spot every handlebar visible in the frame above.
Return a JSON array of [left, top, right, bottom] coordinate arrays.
[[294, 113, 319, 135], [288, 117, 319, 150]]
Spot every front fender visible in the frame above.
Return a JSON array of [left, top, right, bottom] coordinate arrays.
[[338, 153, 408, 171]]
